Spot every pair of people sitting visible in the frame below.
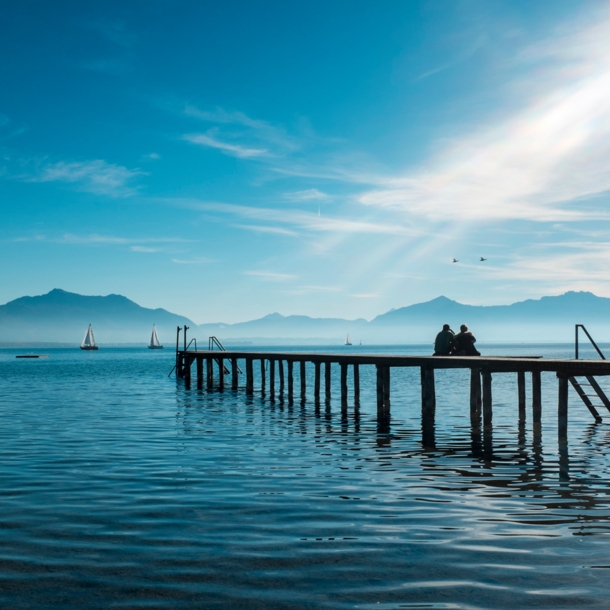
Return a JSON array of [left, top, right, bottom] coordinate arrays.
[[433, 323, 480, 356]]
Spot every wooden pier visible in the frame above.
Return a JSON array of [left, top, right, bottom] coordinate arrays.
[[175, 347, 610, 439]]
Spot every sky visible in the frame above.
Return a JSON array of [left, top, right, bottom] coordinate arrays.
[[3, 0, 610, 324]]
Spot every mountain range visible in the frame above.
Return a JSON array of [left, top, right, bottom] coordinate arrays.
[[0, 288, 609, 345]]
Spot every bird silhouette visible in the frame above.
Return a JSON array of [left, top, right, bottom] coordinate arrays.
[[452, 258, 459, 263], [480, 257, 487, 261]]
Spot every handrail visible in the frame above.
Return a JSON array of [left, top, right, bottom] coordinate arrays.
[[208, 336, 242, 374], [209, 336, 225, 351], [186, 338, 198, 351], [575, 324, 605, 360]]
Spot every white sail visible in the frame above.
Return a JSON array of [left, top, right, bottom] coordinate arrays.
[[345, 333, 352, 345], [81, 324, 96, 348], [148, 324, 163, 349]]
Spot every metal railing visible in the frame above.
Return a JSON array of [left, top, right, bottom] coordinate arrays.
[[575, 324, 605, 360], [208, 336, 242, 374]]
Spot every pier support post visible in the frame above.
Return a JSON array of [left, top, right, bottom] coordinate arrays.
[[325, 362, 331, 400], [246, 358, 253, 394], [340, 363, 348, 408], [184, 355, 192, 387], [470, 368, 481, 419], [353, 364, 360, 404], [196, 357, 203, 389], [269, 360, 275, 397], [218, 358, 224, 391], [558, 373, 568, 441], [482, 370, 492, 426], [518, 371, 526, 422], [206, 357, 213, 389], [314, 362, 321, 403], [376, 365, 384, 410], [288, 360, 294, 403], [300, 361, 306, 399], [279, 360, 285, 396], [260, 359, 266, 394], [421, 367, 435, 415], [532, 370, 542, 425], [383, 367, 390, 407], [231, 357, 238, 390]]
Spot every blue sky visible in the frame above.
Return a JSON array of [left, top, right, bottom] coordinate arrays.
[[2, 0, 610, 323]]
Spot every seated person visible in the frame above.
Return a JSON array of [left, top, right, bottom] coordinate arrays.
[[454, 324, 480, 356], [433, 324, 455, 356]]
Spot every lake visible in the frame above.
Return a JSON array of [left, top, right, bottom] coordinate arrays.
[[1, 343, 610, 609]]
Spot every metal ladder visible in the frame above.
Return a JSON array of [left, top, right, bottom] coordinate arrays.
[[572, 324, 610, 422], [209, 336, 242, 376]]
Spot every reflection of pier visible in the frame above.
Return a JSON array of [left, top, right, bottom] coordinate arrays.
[[175, 343, 610, 442]]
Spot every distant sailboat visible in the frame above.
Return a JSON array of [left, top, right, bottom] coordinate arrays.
[[148, 324, 164, 349], [80, 324, 98, 351], [345, 334, 352, 346]]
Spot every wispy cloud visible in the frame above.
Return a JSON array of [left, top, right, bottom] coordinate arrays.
[[31, 159, 143, 197], [15, 233, 191, 246], [234, 224, 298, 236], [183, 133, 268, 158], [283, 188, 331, 202], [358, 8, 610, 223], [131, 246, 158, 253], [244, 270, 297, 282], [172, 257, 214, 264], [174, 200, 416, 236]]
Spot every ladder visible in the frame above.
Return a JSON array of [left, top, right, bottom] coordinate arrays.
[[209, 336, 242, 376], [572, 324, 610, 422]]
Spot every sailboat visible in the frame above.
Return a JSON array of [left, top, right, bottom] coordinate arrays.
[[148, 324, 164, 349], [345, 333, 352, 346], [80, 324, 98, 350]]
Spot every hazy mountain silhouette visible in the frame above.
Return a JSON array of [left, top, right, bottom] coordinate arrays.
[[0, 289, 195, 344], [0, 288, 608, 345]]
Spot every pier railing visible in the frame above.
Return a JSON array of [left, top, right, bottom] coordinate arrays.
[[575, 324, 605, 360]]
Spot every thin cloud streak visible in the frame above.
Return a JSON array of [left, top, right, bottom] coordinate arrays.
[[244, 270, 297, 282], [183, 133, 268, 158]]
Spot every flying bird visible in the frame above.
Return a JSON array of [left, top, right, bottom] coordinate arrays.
[[480, 257, 487, 261], [452, 258, 459, 263]]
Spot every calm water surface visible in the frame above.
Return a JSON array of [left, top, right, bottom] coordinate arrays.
[[1, 344, 610, 609]]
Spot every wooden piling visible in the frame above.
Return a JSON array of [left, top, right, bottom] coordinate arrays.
[[558, 373, 568, 440], [325, 362, 331, 400], [269, 359, 275, 396], [314, 362, 321, 402], [279, 360, 285, 395], [353, 364, 360, 404], [184, 355, 191, 387], [231, 357, 238, 390], [196, 357, 203, 389], [206, 357, 213, 389], [517, 371, 526, 422], [421, 367, 435, 414], [218, 357, 224, 391], [532, 370, 542, 424], [470, 368, 481, 418], [288, 360, 294, 403], [376, 365, 384, 411], [300, 361, 306, 398], [260, 359, 266, 394], [383, 366, 390, 407], [246, 358, 253, 394], [482, 370, 492, 426], [340, 363, 348, 407]]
